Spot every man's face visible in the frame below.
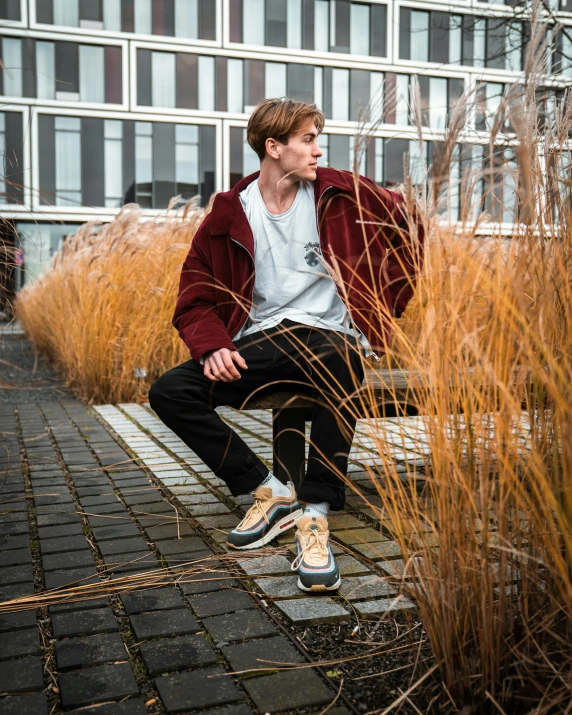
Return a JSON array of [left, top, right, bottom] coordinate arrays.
[[269, 122, 324, 182]]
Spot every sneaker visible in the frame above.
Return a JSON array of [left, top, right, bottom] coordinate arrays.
[[291, 515, 341, 592], [226, 482, 302, 550]]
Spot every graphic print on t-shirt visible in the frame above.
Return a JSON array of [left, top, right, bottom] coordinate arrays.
[[304, 241, 322, 267]]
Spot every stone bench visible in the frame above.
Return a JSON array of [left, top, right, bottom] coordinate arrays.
[[240, 368, 422, 488]]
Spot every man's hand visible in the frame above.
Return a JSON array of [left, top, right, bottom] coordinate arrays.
[[203, 348, 248, 382]]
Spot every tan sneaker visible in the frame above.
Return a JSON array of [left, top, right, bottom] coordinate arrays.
[[226, 482, 302, 550], [291, 516, 341, 591]]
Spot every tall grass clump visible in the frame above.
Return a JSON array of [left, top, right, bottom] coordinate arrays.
[[14, 201, 206, 403]]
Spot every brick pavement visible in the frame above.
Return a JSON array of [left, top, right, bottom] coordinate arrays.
[[1, 350, 432, 714]]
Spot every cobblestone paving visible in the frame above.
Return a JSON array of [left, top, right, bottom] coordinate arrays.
[[1, 383, 429, 713]]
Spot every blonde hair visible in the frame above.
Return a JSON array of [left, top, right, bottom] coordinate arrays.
[[246, 97, 325, 161]]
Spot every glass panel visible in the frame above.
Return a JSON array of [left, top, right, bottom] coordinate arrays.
[[134, 0, 152, 34], [370, 72, 384, 123], [485, 82, 503, 130], [0, 113, 6, 202], [54, 0, 79, 25], [562, 34, 572, 77], [506, 23, 521, 71], [3, 38, 23, 97], [410, 11, 429, 63], [395, 74, 409, 125], [175, 0, 198, 38], [135, 122, 153, 206], [450, 14, 462, 64], [104, 119, 123, 207], [317, 132, 329, 166], [331, 68, 349, 120], [448, 144, 460, 221], [315, 0, 329, 52], [474, 18, 486, 68], [314, 66, 323, 109], [36, 41, 55, 100], [429, 77, 447, 130], [267, 0, 287, 46], [175, 124, 199, 199], [151, 52, 176, 107], [350, 3, 370, 56], [198, 55, 215, 110], [287, 0, 302, 49], [227, 59, 244, 112], [349, 139, 367, 174], [243, 0, 265, 45], [375, 137, 384, 184], [243, 130, 259, 175], [409, 140, 426, 185], [103, 0, 122, 30], [55, 116, 81, 206], [79, 45, 105, 103], [502, 148, 517, 223], [265, 62, 287, 98]]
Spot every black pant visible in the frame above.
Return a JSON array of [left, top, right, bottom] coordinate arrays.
[[148, 319, 365, 510]]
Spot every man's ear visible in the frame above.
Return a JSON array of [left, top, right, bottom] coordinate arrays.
[[265, 137, 280, 161]]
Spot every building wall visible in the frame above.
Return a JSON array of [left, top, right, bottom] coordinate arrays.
[[1, 0, 571, 282]]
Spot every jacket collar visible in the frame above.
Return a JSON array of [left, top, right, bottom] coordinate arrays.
[[207, 167, 355, 241]]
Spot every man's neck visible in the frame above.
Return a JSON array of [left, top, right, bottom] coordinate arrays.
[[257, 164, 301, 215]]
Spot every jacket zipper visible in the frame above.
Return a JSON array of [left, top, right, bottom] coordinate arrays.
[[316, 186, 380, 361], [230, 236, 254, 337]]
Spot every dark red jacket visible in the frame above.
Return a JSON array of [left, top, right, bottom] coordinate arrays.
[[172, 167, 424, 363]]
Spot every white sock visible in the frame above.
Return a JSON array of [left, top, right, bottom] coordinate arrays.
[[303, 502, 329, 519], [256, 471, 291, 498]]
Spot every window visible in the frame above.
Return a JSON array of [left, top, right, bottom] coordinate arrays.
[[410, 11, 429, 63], [0, 110, 24, 204], [0, 0, 20, 21], [232, 0, 386, 57], [37, 0, 215, 38], [104, 120, 123, 207], [266, 62, 287, 98], [175, 124, 199, 201], [54, 116, 82, 207], [135, 121, 153, 207]]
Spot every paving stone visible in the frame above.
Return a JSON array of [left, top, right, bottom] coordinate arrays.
[[254, 575, 304, 599], [0, 534, 29, 551], [44, 567, 99, 591], [139, 634, 217, 675], [0, 564, 34, 585], [238, 554, 292, 576], [0, 583, 34, 601], [193, 705, 252, 715], [130, 609, 200, 640], [121, 491, 163, 506], [337, 575, 396, 600], [0, 692, 48, 714], [189, 590, 255, 618], [42, 550, 94, 572], [79, 494, 121, 506], [97, 538, 151, 556], [332, 527, 384, 545], [56, 632, 127, 670], [87, 514, 133, 528], [327, 513, 367, 530], [378, 557, 423, 579], [0, 628, 40, 660], [275, 597, 350, 626], [38, 523, 83, 539], [0, 547, 31, 567], [336, 555, 371, 576], [0, 512, 29, 525], [131, 501, 174, 515], [0, 610, 37, 633], [154, 537, 210, 556], [244, 669, 334, 712], [91, 523, 141, 540], [353, 541, 403, 560], [0, 656, 44, 693], [221, 635, 304, 674], [51, 607, 118, 638], [0, 521, 29, 536], [40, 535, 91, 554], [121, 587, 184, 614], [203, 610, 278, 643], [49, 598, 110, 615], [144, 522, 195, 540], [155, 666, 242, 711], [179, 575, 240, 595], [162, 550, 216, 569], [67, 700, 147, 715], [59, 662, 139, 709], [354, 597, 417, 617]]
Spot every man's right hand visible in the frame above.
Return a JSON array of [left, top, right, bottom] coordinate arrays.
[[203, 348, 248, 382]]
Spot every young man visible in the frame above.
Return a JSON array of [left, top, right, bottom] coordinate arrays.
[[149, 98, 423, 592]]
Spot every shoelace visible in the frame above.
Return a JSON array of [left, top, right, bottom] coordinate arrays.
[[237, 497, 270, 529], [291, 529, 329, 570]]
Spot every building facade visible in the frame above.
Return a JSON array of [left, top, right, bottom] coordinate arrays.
[[1, 0, 571, 292]]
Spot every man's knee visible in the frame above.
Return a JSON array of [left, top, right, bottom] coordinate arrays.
[[148, 371, 182, 416]]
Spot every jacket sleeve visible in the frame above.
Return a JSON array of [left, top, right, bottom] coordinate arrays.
[[172, 222, 238, 363], [359, 177, 425, 319]]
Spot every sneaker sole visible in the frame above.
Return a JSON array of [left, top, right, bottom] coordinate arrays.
[[226, 509, 303, 550], [297, 576, 342, 592]]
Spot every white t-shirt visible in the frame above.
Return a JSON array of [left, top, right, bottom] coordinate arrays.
[[231, 178, 372, 356]]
